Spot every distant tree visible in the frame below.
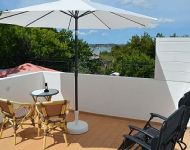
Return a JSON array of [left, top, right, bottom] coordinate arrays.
[[0, 24, 93, 71], [99, 32, 156, 78], [0, 25, 31, 68], [139, 33, 155, 58], [183, 35, 190, 37], [170, 33, 177, 37], [156, 33, 164, 37], [119, 54, 155, 77]]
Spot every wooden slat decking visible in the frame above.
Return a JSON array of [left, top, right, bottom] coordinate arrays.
[[0, 112, 189, 150]]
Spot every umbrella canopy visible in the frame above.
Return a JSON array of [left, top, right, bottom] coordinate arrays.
[[0, 0, 157, 134], [0, 0, 156, 29]]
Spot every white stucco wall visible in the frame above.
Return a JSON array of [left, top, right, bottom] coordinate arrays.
[[59, 73, 175, 120], [155, 38, 190, 108], [0, 72, 44, 103], [43, 72, 64, 100]]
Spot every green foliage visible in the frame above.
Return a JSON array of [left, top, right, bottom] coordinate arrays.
[[118, 54, 155, 77], [99, 32, 156, 78], [0, 25, 183, 79], [28, 28, 73, 59], [0, 24, 31, 67], [0, 24, 92, 71], [156, 33, 164, 37]]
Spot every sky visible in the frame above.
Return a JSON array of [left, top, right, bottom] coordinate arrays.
[[0, 0, 190, 44]]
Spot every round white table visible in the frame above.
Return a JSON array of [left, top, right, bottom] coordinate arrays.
[[31, 89, 59, 102]]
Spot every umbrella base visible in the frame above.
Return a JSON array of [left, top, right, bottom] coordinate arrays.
[[67, 120, 88, 134]]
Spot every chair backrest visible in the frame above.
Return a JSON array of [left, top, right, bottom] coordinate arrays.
[[151, 106, 186, 150], [36, 100, 69, 118], [0, 98, 13, 116], [177, 91, 190, 140], [178, 91, 190, 108]]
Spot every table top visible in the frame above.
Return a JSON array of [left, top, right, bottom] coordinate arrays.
[[31, 89, 59, 97]]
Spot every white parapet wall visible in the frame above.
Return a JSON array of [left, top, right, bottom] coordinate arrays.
[[59, 73, 175, 120], [0, 72, 44, 103], [0, 71, 175, 123]]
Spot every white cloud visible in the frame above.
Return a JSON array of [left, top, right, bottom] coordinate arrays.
[[157, 18, 175, 23], [149, 18, 175, 28], [120, 0, 152, 8], [78, 31, 88, 36], [76, 30, 108, 37], [78, 30, 98, 36], [76, 30, 108, 36], [88, 30, 98, 34], [101, 32, 108, 36]]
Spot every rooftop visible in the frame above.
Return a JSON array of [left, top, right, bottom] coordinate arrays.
[[0, 38, 190, 149]]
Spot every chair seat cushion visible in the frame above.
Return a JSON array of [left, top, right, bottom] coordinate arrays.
[[15, 107, 29, 119], [48, 116, 64, 123], [134, 127, 160, 144], [144, 127, 160, 137]]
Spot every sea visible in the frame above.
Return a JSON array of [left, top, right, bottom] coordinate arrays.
[[89, 44, 115, 55]]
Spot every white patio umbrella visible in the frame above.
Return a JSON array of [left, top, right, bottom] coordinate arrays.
[[0, 0, 157, 134]]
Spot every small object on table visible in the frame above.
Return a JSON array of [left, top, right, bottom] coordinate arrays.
[[44, 83, 49, 92]]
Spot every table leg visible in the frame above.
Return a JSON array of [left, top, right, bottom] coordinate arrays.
[[32, 96, 37, 103], [37, 115, 41, 136], [44, 96, 52, 101]]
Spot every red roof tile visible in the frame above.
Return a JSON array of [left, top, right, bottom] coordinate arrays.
[[0, 63, 58, 78]]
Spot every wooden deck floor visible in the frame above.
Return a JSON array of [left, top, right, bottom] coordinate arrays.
[[0, 112, 189, 150]]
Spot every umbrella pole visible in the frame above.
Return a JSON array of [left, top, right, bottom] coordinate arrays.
[[74, 10, 79, 119], [67, 11, 88, 134]]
